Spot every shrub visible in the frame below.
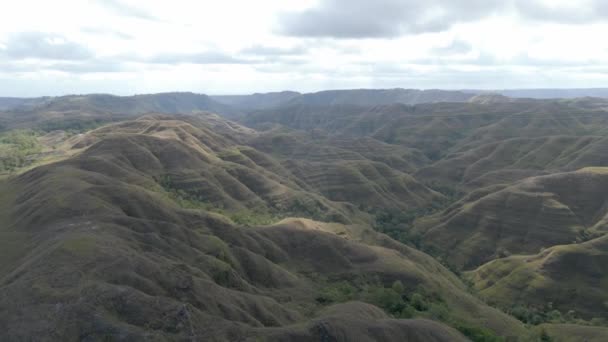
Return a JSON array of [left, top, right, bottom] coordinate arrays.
[[316, 282, 357, 304], [410, 293, 429, 311], [391, 280, 405, 295], [454, 322, 505, 342]]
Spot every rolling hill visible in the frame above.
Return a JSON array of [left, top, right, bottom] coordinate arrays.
[[1, 90, 608, 341], [212, 88, 475, 113], [0, 115, 528, 341]]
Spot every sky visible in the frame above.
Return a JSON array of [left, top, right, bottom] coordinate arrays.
[[0, 0, 607, 96]]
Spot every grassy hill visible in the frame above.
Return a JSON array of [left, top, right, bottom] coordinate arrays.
[[0, 92, 241, 132], [2, 93, 608, 340], [415, 168, 608, 270], [0, 116, 528, 340], [213, 89, 474, 113], [469, 234, 608, 321]]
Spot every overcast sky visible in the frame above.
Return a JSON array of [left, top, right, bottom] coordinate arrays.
[[0, 0, 607, 96]]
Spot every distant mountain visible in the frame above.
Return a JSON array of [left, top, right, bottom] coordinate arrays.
[[212, 91, 301, 110], [37, 92, 241, 117], [0, 97, 50, 111], [471, 88, 608, 99], [287, 89, 474, 107], [0, 92, 242, 130], [213, 88, 474, 113]]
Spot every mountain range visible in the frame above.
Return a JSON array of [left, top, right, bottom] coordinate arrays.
[[1, 88, 608, 341]]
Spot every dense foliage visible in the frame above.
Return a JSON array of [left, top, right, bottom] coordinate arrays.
[[0, 130, 41, 172]]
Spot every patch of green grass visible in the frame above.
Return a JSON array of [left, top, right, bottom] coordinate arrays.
[[453, 322, 505, 342], [60, 236, 97, 256], [0, 230, 29, 277]]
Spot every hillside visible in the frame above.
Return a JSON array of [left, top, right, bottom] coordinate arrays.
[[213, 89, 474, 113], [469, 233, 608, 321], [0, 116, 528, 341], [212, 91, 302, 111], [0, 92, 241, 131], [1, 92, 608, 340], [496, 88, 608, 99], [415, 168, 608, 270]]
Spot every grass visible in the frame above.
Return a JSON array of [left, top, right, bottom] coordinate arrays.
[[4, 110, 608, 340], [468, 242, 608, 327], [60, 236, 97, 256], [537, 323, 608, 342], [158, 173, 283, 226], [578, 167, 608, 174], [0, 180, 29, 277]]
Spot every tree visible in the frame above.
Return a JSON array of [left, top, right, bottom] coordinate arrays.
[[391, 280, 405, 295]]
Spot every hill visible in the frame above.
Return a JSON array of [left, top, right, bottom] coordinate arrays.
[[2, 92, 608, 340], [213, 88, 474, 113], [212, 91, 302, 111], [497, 88, 608, 99], [415, 168, 608, 270], [0, 92, 241, 132], [469, 233, 608, 321], [0, 116, 527, 340]]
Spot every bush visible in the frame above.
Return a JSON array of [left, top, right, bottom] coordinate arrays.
[[316, 282, 357, 304], [428, 302, 450, 321], [391, 280, 405, 294], [547, 310, 562, 323], [365, 286, 405, 315], [410, 293, 429, 311]]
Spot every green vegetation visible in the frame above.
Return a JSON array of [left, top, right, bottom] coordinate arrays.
[[373, 209, 423, 247], [315, 278, 437, 319], [38, 118, 107, 133], [506, 305, 607, 327], [159, 174, 281, 226], [4, 96, 608, 341], [0, 130, 42, 172], [371, 183, 462, 248], [315, 278, 504, 342], [453, 322, 505, 342]]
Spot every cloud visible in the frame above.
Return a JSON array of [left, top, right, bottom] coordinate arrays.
[[240, 45, 307, 56], [47, 60, 128, 74], [81, 27, 134, 40], [0, 59, 127, 74], [278, 0, 503, 38], [0, 32, 93, 60], [278, 0, 608, 38], [513, 1, 607, 24], [95, 0, 159, 20], [432, 40, 472, 55], [145, 52, 252, 65]]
